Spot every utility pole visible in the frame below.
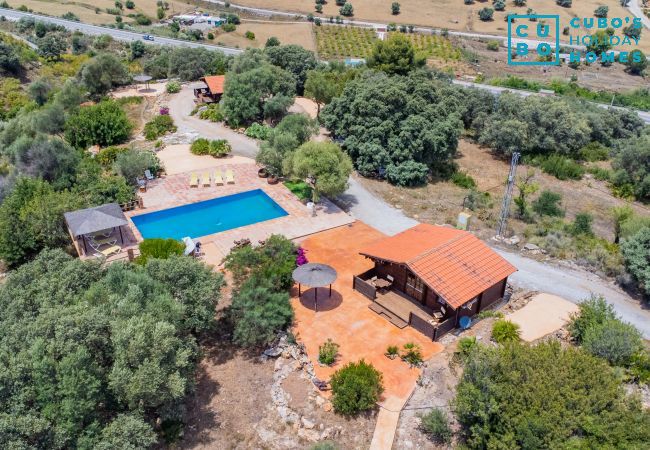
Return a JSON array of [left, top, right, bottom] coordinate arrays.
[[496, 151, 520, 238]]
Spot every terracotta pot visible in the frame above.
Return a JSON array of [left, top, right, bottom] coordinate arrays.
[[267, 175, 279, 185], [258, 168, 269, 178]]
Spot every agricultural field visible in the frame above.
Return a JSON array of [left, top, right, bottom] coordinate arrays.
[[4, 0, 190, 25], [315, 25, 462, 61], [233, 0, 650, 53]]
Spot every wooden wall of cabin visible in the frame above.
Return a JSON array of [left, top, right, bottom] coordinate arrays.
[[479, 278, 508, 310]]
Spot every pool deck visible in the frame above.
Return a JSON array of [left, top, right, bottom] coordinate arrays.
[[122, 162, 354, 266]]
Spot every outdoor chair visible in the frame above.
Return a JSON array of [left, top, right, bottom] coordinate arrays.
[[189, 173, 199, 187], [225, 169, 235, 184], [214, 170, 224, 186], [201, 172, 210, 187], [144, 169, 154, 180], [94, 245, 121, 258]]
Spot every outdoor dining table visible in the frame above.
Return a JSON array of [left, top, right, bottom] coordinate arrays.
[[374, 278, 392, 289]]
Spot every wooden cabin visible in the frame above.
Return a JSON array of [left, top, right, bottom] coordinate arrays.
[[193, 75, 225, 104], [353, 224, 517, 340]]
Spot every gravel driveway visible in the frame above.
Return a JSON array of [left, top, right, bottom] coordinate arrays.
[[168, 86, 260, 159]]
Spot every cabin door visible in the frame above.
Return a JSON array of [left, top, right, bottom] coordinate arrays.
[[405, 273, 425, 303]]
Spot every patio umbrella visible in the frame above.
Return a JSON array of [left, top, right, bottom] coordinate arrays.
[[292, 263, 337, 312]]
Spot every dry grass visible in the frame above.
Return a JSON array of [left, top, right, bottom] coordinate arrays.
[[357, 139, 649, 242], [233, 0, 650, 52], [211, 20, 316, 51], [5, 0, 191, 25]]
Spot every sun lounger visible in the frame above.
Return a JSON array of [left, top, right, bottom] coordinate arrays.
[[90, 236, 117, 247], [225, 169, 234, 184], [189, 173, 198, 187], [213, 170, 224, 186], [201, 172, 210, 186], [95, 245, 121, 258]]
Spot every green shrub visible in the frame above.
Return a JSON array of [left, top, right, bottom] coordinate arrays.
[[230, 278, 293, 347], [143, 115, 176, 140], [571, 212, 594, 236], [464, 189, 492, 211], [310, 442, 337, 450], [419, 408, 452, 444], [96, 146, 128, 167], [245, 31, 255, 40], [537, 154, 585, 180], [318, 339, 339, 366], [385, 345, 399, 357], [198, 103, 224, 122], [476, 309, 503, 319], [491, 319, 521, 343], [166, 80, 181, 93], [223, 234, 297, 290], [222, 23, 236, 32], [582, 318, 643, 366], [330, 360, 384, 415], [579, 142, 609, 162], [190, 138, 231, 158], [621, 227, 650, 295], [586, 165, 611, 181], [401, 342, 423, 366], [65, 101, 132, 148], [532, 190, 564, 217], [457, 336, 478, 359], [451, 171, 477, 189], [629, 351, 650, 384], [135, 238, 184, 265], [568, 295, 616, 343], [113, 148, 161, 185], [487, 40, 499, 51], [245, 123, 272, 140], [385, 160, 429, 186]]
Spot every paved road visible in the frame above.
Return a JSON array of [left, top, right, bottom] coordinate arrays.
[[453, 80, 650, 124], [0, 7, 242, 55], [628, 0, 650, 30]]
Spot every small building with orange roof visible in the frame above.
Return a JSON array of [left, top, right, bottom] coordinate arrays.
[[354, 223, 517, 341], [192, 75, 226, 103]]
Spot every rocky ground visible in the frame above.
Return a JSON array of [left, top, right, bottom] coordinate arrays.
[[180, 334, 375, 450]]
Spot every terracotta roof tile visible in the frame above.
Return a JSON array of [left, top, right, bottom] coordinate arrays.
[[359, 224, 517, 309], [202, 75, 225, 95]]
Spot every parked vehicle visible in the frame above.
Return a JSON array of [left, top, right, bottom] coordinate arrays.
[[143, 34, 154, 41]]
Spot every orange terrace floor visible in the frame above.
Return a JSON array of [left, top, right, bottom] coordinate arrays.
[[291, 221, 443, 409]]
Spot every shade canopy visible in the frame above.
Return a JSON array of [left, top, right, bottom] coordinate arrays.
[[64, 203, 128, 237], [292, 263, 337, 288], [133, 74, 152, 82]]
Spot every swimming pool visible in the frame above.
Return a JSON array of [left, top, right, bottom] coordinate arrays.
[[131, 189, 288, 240]]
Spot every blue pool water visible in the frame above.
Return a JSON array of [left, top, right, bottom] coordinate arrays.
[[131, 189, 288, 240]]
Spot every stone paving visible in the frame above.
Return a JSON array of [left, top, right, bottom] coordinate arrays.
[[124, 163, 355, 264]]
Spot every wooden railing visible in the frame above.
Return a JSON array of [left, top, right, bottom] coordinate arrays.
[[409, 313, 435, 339], [353, 275, 376, 300], [433, 317, 456, 341]]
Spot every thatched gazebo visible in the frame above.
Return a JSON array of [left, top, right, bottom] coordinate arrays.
[[292, 263, 337, 311]]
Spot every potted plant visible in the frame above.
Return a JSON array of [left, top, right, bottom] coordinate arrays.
[[385, 345, 399, 360], [267, 172, 279, 185], [258, 167, 269, 178]]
